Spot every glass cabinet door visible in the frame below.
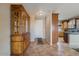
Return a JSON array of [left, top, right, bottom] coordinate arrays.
[[63, 21, 68, 29], [76, 19, 79, 29], [68, 19, 75, 29]]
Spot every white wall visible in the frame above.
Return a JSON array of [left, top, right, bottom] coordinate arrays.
[[0, 4, 10, 56], [30, 15, 35, 41], [45, 14, 51, 44]]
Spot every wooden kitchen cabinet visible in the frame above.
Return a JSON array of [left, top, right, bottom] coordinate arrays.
[[62, 20, 69, 43]]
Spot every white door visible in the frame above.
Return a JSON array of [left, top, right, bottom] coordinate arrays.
[[35, 19, 44, 38]]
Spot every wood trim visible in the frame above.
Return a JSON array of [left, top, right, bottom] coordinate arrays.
[[52, 13, 58, 44]]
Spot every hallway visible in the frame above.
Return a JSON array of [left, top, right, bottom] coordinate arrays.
[[1, 4, 79, 56], [24, 38, 79, 56]]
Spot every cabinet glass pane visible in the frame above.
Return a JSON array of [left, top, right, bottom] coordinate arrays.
[[76, 19, 79, 28], [68, 19, 75, 28]]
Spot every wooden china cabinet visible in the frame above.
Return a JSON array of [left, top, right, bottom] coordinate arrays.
[[10, 5, 30, 56]]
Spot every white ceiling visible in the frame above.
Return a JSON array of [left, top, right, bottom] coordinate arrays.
[[23, 3, 79, 20]]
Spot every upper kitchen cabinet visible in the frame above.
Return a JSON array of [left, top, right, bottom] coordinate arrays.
[[75, 17, 79, 29], [68, 18, 75, 29], [62, 20, 68, 31], [67, 16, 79, 30]]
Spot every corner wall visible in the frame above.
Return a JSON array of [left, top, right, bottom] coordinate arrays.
[[0, 4, 10, 56]]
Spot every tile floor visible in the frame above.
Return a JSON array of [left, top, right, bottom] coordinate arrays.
[[24, 38, 79, 56]]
